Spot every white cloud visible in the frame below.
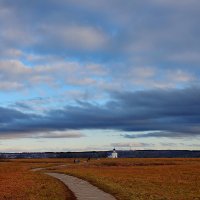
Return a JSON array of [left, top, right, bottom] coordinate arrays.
[[111, 142, 153, 148], [34, 131, 85, 139], [0, 58, 108, 91], [0, 81, 24, 91], [0, 130, 85, 139], [166, 69, 195, 83]]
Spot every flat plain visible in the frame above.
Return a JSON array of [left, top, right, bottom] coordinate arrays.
[[1, 158, 200, 200], [0, 159, 75, 200]]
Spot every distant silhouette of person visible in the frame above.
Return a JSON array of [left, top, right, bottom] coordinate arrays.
[[87, 157, 91, 162]]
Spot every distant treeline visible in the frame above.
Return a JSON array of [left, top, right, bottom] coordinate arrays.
[[0, 150, 200, 159]]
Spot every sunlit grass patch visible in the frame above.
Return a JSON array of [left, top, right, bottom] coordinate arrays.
[[53, 158, 200, 200], [0, 161, 75, 200]]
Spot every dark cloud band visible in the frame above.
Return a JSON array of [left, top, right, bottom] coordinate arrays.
[[1, 87, 200, 138]]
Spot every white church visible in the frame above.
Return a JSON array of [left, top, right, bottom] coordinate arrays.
[[107, 148, 118, 158]]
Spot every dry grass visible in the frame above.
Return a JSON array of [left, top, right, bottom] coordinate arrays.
[[1, 158, 200, 200], [0, 160, 75, 200], [52, 158, 200, 200]]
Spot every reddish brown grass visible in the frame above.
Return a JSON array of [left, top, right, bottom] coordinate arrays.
[[53, 158, 200, 200], [0, 160, 75, 200], [1, 158, 200, 200]]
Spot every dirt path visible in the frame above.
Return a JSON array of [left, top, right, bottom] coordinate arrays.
[[32, 168, 117, 200]]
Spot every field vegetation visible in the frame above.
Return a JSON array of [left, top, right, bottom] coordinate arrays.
[[51, 158, 200, 200], [0, 159, 75, 200], [1, 158, 200, 200]]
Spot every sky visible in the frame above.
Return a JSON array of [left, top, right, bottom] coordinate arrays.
[[0, 0, 200, 152]]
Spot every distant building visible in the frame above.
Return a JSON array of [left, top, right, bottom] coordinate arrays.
[[108, 148, 118, 158]]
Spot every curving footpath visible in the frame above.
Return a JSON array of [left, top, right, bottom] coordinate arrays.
[[32, 168, 116, 200]]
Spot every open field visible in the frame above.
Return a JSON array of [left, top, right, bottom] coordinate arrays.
[[1, 158, 200, 200], [0, 159, 75, 200], [52, 158, 200, 200]]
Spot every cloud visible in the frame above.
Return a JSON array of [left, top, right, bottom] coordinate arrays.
[[0, 130, 84, 140], [3, 56, 193, 94], [0, 107, 32, 123], [35, 131, 84, 139], [123, 131, 192, 139], [0, 0, 200, 93], [0, 0, 200, 144], [111, 142, 153, 148], [40, 24, 109, 51], [1, 87, 200, 139], [0, 59, 107, 91], [159, 142, 200, 148], [1, 0, 200, 63]]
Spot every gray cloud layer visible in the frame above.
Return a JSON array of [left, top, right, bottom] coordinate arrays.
[[1, 87, 200, 139], [0, 1, 200, 142], [0, 0, 199, 94], [1, 0, 200, 63]]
